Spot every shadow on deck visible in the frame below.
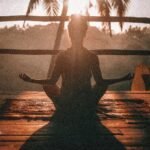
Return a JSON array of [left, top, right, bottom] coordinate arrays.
[[0, 91, 150, 150]]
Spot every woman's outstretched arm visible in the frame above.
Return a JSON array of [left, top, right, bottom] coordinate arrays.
[[103, 73, 134, 85], [19, 55, 62, 85], [19, 73, 56, 85], [92, 56, 134, 86]]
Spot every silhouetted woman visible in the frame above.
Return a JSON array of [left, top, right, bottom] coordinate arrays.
[[19, 15, 133, 150]]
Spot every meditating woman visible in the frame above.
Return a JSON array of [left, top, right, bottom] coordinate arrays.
[[19, 15, 133, 112], [19, 15, 133, 149]]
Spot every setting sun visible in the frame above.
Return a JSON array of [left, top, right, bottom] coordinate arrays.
[[68, 0, 92, 15], [66, 0, 100, 29]]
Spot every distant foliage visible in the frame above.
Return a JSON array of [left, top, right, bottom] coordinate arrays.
[[124, 26, 150, 49], [125, 26, 150, 39], [0, 24, 150, 91], [0, 24, 150, 50]]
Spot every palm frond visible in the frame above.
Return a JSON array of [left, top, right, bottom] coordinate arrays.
[[111, 0, 130, 30], [24, 0, 59, 26], [97, 0, 112, 36], [26, 0, 41, 16], [53, 0, 68, 50], [43, 0, 59, 16], [97, 0, 111, 16], [47, 0, 69, 77], [23, 0, 41, 26]]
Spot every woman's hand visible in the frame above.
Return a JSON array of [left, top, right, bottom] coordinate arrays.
[[19, 73, 32, 82], [122, 73, 134, 81]]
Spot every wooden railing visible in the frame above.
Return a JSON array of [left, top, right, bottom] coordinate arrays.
[[0, 16, 150, 24], [0, 49, 150, 55], [0, 15, 150, 56]]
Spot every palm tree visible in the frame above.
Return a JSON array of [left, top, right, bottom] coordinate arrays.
[[25, 0, 59, 17], [24, 0, 130, 76], [47, 0, 68, 78], [24, 0, 68, 77], [96, 0, 130, 35]]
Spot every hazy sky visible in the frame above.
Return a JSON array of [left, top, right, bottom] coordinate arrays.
[[0, 0, 150, 32]]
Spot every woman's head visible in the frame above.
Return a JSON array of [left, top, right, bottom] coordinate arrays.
[[68, 15, 88, 46]]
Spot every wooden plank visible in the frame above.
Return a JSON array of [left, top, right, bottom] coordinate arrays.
[[0, 120, 141, 127], [1, 135, 150, 146], [0, 120, 48, 125], [119, 128, 150, 136], [0, 16, 150, 24], [125, 119, 150, 125], [1, 143, 149, 150], [0, 114, 52, 120], [126, 147, 150, 150], [0, 119, 145, 129], [0, 123, 148, 137], [0, 91, 150, 149], [0, 126, 47, 135], [0, 142, 23, 150], [0, 126, 122, 136], [1, 111, 150, 120], [1, 143, 148, 150], [102, 120, 148, 128], [0, 49, 150, 55], [0, 96, 149, 120], [101, 93, 150, 101], [3, 114, 143, 120]]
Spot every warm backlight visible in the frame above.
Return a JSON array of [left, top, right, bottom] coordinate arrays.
[[68, 0, 91, 15]]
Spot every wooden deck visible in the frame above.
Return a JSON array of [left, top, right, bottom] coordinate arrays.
[[0, 91, 150, 150]]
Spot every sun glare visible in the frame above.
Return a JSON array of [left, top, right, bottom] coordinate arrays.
[[68, 0, 90, 15], [67, 0, 122, 33], [66, 0, 101, 29]]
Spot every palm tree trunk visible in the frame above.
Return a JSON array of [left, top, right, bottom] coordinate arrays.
[[47, 0, 69, 78]]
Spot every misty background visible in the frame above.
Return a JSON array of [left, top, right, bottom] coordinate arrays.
[[0, 24, 150, 91]]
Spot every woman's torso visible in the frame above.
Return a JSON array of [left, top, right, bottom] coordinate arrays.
[[59, 48, 95, 96]]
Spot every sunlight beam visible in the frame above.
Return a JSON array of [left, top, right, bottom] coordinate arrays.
[[68, 0, 90, 15]]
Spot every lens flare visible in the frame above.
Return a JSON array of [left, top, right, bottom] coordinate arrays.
[[68, 0, 90, 15]]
